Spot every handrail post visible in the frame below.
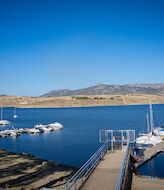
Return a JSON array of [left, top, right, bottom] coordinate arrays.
[[111, 131, 113, 152], [121, 130, 123, 151], [74, 181, 77, 190]]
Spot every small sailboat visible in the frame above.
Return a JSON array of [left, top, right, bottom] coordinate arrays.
[[0, 107, 11, 126], [13, 107, 18, 118], [136, 101, 162, 146]]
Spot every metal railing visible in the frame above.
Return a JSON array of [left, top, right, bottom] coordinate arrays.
[[115, 143, 130, 190], [61, 143, 107, 190], [99, 130, 135, 152]]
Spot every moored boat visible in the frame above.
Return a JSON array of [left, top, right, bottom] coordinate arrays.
[[47, 122, 64, 130], [136, 101, 162, 146], [26, 128, 41, 134], [0, 107, 11, 126], [0, 120, 11, 126]]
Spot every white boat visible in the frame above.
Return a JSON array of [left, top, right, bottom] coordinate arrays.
[[0, 120, 11, 125], [34, 124, 45, 129], [136, 132, 162, 146], [34, 124, 52, 132], [9, 130, 18, 137], [26, 128, 41, 134], [0, 131, 8, 137], [0, 107, 11, 126], [48, 122, 64, 130], [0, 129, 18, 137], [136, 101, 162, 146], [39, 126, 52, 132], [18, 128, 25, 133], [13, 107, 18, 118]]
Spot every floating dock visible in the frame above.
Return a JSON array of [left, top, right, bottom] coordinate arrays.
[[135, 141, 164, 168]]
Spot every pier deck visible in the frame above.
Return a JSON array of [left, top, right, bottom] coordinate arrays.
[[81, 149, 126, 190]]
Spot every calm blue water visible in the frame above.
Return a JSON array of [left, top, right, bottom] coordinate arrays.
[[138, 153, 164, 178], [0, 104, 164, 169]]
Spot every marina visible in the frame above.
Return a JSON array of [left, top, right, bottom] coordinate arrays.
[[1, 0, 163, 189], [0, 122, 63, 138], [0, 106, 164, 189]]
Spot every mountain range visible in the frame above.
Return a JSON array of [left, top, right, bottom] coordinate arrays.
[[41, 83, 164, 97]]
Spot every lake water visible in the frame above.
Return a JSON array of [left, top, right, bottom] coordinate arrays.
[[137, 153, 164, 178], [0, 104, 164, 170]]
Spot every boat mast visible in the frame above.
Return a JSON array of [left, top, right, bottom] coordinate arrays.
[[149, 100, 154, 132], [146, 113, 150, 134]]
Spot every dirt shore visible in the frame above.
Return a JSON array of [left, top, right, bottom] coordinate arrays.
[[0, 149, 77, 190], [0, 94, 164, 108]]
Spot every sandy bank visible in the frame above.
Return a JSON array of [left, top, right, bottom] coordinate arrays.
[[0, 149, 77, 190], [0, 94, 164, 108]]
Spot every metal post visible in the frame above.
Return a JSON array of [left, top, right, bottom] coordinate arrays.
[[105, 131, 108, 152], [127, 131, 129, 145], [74, 181, 77, 190], [121, 130, 123, 151], [111, 130, 113, 152]]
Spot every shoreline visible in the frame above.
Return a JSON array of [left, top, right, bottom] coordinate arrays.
[[2, 102, 164, 109], [1, 94, 164, 108], [0, 149, 77, 189]]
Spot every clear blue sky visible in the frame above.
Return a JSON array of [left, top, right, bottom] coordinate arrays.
[[0, 0, 164, 96]]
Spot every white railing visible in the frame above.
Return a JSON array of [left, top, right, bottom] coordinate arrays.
[[61, 143, 107, 190], [115, 143, 130, 190]]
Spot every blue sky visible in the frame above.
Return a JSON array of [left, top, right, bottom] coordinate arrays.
[[0, 0, 164, 96]]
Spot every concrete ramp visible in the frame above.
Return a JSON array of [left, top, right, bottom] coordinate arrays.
[[81, 150, 125, 190]]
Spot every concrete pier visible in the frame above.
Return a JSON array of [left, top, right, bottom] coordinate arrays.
[[132, 174, 164, 190], [81, 150, 126, 190]]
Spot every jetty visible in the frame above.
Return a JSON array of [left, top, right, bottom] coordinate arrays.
[[81, 149, 126, 190], [135, 140, 164, 168], [51, 130, 136, 190]]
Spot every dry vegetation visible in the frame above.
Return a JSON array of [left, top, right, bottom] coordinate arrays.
[[0, 94, 164, 108]]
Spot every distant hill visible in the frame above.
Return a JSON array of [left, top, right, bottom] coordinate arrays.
[[41, 83, 164, 97]]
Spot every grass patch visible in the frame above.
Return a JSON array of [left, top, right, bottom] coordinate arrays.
[[72, 96, 90, 100]]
